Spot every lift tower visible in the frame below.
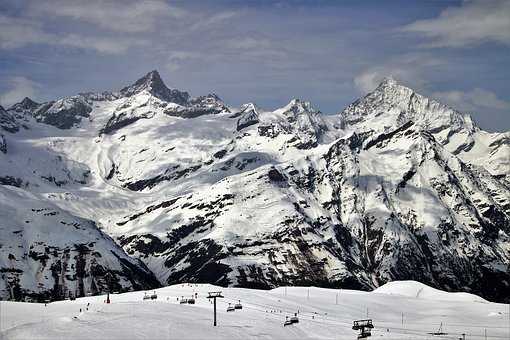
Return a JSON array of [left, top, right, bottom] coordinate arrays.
[[207, 291, 224, 326]]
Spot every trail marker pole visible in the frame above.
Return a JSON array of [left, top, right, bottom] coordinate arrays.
[[207, 292, 223, 326]]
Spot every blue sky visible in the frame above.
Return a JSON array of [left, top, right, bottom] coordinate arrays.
[[0, 0, 509, 131]]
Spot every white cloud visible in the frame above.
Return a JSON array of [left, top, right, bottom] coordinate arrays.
[[353, 53, 443, 93], [164, 35, 289, 74], [354, 70, 389, 93], [165, 51, 202, 72], [354, 68, 422, 93], [432, 88, 510, 112], [402, 0, 510, 48], [189, 11, 237, 31], [59, 34, 145, 54], [0, 15, 53, 49], [29, 0, 186, 33], [226, 37, 273, 50], [0, 77, 39, 107], [0, 14, 143, 54]]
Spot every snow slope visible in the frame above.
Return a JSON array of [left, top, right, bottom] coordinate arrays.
[[1, 282, 508, 340], [372, 280, 487, 302]]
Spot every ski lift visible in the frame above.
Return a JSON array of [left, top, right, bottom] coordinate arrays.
[[143, 293, 151, 300], [290, 313, 299, 324], [150, 291, 158, 300], [353, 319, 374, 339], [226, 303, 236, 312], [428, 322, 448, 336], [283, 316, 293, 327], [234, 300, 242, 310]]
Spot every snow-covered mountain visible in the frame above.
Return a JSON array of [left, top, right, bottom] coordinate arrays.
[[0, 71, 508, 303]]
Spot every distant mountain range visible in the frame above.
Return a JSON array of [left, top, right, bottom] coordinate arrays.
[[0, 70, 508, 302]]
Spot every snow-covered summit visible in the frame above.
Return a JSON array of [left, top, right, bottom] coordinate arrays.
[[120, 70, 190, 105], [100, 72, 231, 134], [239, 102, 260, 113], [341, 77, 477, 136], [339, 78, 510, 183], [8, 97, 39, 114], [258, 98, 328, 149], [32, 95, 93, 129], [281, 98, 316, 113]]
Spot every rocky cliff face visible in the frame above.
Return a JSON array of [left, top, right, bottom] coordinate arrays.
[[0, 71, 508, 302], [32, 96, 93, 129], [0, 186, 159, 302], [0, 105, 19, 133]]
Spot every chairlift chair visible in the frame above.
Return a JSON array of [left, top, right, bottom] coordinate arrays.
[[188, 297, 195, 304], [353, 319, 374, 339], [234, 300, 242, 310], [180, 297, 188, 304], [283, 316, 293, 327], [143, 293, 151, 300], [358, 330, 372, 339], [226, 303, 236, 312], [352, 320, 373, 330], [290, 313, 299, 324], [150, 291, 158, 300]]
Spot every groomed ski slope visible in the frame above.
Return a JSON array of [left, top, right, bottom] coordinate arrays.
[[1, 281, 508, 340]]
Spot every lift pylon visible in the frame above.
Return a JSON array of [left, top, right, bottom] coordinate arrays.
[[207, 291, 224, 326]]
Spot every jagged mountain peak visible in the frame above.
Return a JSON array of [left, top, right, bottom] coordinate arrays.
[[137, 70, 165, 89], [341, 76, 477, 136], [120, 70, 166, 95], [201, 93, 221, 101], [377, 76, 398, 88], [281, 98, 319, 116], [189, 92, 227, 108], [120, 70, 189, 105], [240, 102, 259, 113], [9, 97, 40, 112]]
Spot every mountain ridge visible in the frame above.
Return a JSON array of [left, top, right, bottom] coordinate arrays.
[[0, 71, 508, 303]]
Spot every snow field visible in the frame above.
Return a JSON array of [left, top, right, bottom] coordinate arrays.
[[1, 281, 508, 340]]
